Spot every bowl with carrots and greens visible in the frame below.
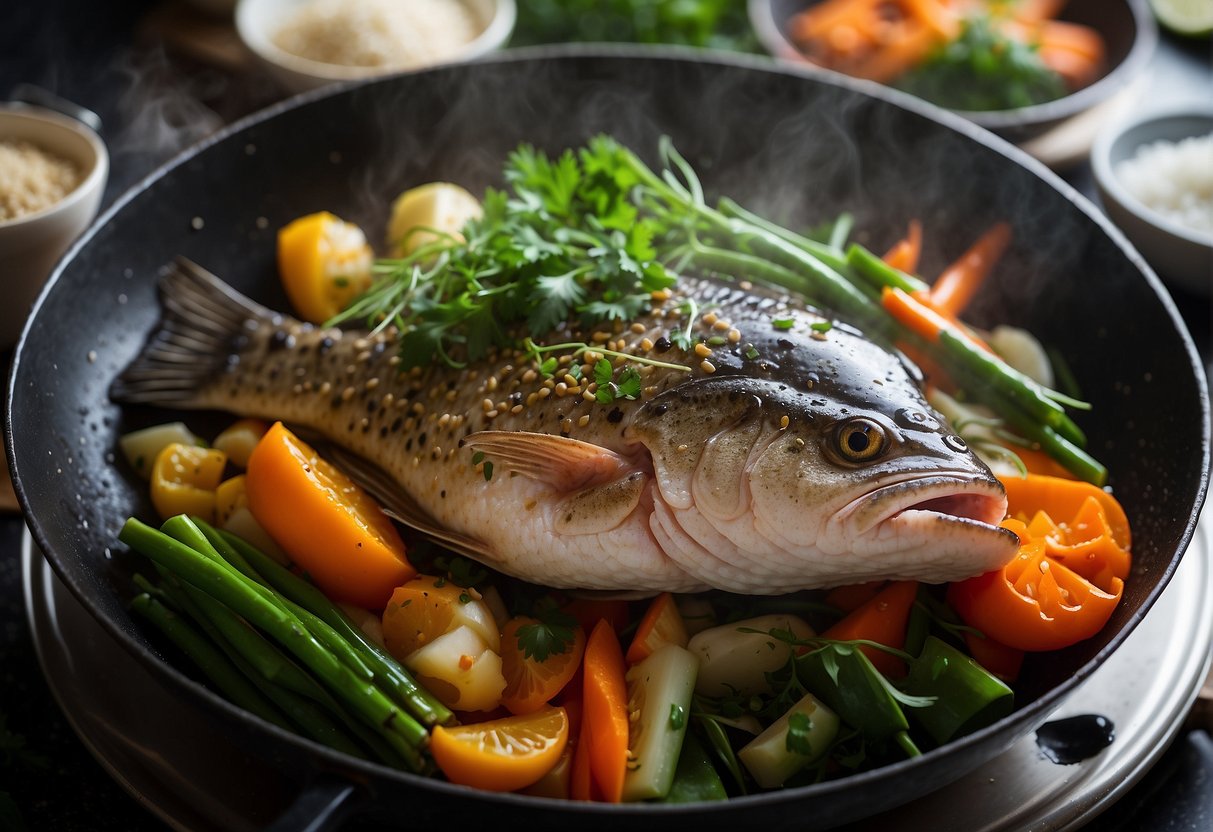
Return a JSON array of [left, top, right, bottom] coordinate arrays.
[[750, 0, 1157, 141]]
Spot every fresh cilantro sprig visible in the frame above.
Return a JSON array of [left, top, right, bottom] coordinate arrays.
[[515, 606, 579, 662], [333, 138, 677, 369]]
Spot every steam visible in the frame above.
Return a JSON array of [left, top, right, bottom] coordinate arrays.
[[109, 45, 226, 167]]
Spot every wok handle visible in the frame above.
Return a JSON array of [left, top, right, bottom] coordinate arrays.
[[265, 774, 362, 832]]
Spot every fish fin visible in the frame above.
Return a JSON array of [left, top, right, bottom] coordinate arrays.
[[318, 441, 495, 560], [553, 470, 649, 536], [461, 431, 634, 491], [110, 258, 277, 406]]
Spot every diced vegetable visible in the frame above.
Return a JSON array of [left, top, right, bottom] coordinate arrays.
[[581, 619, 630, 803], [149, 443, 227, 522], [403, 624, 506, 713], [388, 182, 482, 257], [738, 693, 840, 789], [214, 475, 289, 565], [904, 636, 1014, 745], [821, 580, 918, 678], [381, 574, 500, 662], [520, 745, 575, 799], [625, 592, 689, 665], [963, 631, 1024, 684], [501, 615, 586, 715], [661, 731, 727, 803], [622, 644, 698, 801], [948, 518, 1124, 652], [797, 644, 921, 757], [244, 422, 414, 609], [120, 422, 204, 479], [277, 211, 373, 324], [1002, 473, 1131, 550], [430, 705, 569, 792], [688, 614, 815, 698], [824, 580, 885, 614], [212, 419, 269, 469]]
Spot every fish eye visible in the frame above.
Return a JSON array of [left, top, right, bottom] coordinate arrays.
[[835, 418, 887, 462]]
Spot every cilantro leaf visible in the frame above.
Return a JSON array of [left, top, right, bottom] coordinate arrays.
[[515, 608, 578, 662], [786, 711, 815, 756]]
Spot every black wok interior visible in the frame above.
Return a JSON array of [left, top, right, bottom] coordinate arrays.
[[7, 49, 1208, 829]]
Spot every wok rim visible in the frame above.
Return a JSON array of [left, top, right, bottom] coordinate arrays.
[[7, 43, 1210, 818]]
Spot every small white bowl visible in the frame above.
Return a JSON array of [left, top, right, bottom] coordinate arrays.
[[1092, 110, 1213, 296], [236, 0, 516, 94], [0, 105, 108, 348]]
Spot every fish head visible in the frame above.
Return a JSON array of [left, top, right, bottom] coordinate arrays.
[[627, 340, 1018, 592]]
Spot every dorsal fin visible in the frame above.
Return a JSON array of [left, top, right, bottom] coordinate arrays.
[[461, 431, 637, 492]]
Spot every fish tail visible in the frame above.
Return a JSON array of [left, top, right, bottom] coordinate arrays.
[[110, 258, 275, 406]]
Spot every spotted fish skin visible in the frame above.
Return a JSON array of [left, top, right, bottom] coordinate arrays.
[[113, 260, 1017, 593]]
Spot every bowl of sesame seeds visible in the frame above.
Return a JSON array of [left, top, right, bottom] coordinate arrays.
[[0, 103, 108, 347]]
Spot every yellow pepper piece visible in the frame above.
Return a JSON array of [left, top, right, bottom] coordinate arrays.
[[213, 419, 269, 469], [277, 211, 373, 324], [150, 443, 227, 523]]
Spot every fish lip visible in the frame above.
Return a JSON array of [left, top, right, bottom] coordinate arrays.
[[841, 473, 1009, 535]]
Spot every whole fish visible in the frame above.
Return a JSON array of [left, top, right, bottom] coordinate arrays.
[[113, 259, 1018, 594]]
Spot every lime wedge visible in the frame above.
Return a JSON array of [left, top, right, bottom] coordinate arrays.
[[1150, 0, 1213, 36]]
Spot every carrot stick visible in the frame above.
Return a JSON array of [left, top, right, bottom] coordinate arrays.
[[825, 581, 887, 614], [929, 222, 1011, 317], [624, 592, 688, 665], [881, 287, 950, 344], [882, 220, 923, 274], [822, 580, 919, 678], [846, 20, 940, 83], [581, 619, 629, 803]]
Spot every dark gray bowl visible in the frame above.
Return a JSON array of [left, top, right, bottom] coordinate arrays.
[[1092, 109, 1213, 294], [749, 0, 1157, 142]]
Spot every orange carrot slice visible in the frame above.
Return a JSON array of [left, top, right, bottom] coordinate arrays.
[[581, 619, 629, 803]]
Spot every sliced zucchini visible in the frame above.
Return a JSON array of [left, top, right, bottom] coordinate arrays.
[[622, 644, 698, 802]]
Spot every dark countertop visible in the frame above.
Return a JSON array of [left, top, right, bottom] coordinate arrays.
[[1, 4, 1210, 830]]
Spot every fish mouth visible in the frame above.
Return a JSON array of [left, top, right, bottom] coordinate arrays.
[[845, 474, 1011, 536]]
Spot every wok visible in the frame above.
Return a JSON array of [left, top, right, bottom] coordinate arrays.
[[7, 47, 1209, 830]]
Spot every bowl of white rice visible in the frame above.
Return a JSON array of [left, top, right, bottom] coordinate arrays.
[[236, 0, 516, 93], [0, 103, 108, 347], [1092, 109, 1213, 295]]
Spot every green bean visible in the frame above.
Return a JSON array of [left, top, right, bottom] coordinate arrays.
[[211, 525, 454, 727], [119, 518, 428, 772], [130, 593, 289, 730]]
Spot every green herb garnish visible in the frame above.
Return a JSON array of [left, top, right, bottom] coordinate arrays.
[[515, 607, 579, 661]]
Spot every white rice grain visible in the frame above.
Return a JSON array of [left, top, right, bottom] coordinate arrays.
[[273, 0, 481, 70], [0, 139, 81, 222], [1115, 132, 1213, 238]]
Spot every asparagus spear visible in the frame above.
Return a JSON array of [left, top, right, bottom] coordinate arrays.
[[119, 517, 428, 772]]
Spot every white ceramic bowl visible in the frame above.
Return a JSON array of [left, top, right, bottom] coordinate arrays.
[[236, 0, 516, 93], [1092, 109, 1213, 296], [0, 105, 108, 348]]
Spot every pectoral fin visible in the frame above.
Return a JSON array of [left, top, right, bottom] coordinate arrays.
[[462, 431, 637, 491]]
